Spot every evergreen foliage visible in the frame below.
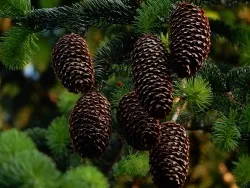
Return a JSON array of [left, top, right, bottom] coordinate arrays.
[[134, 0, 172, 34], [47, 116, 70, 156], [94, 33, 136, 83], [0, 150, 61, 188], [211, 111, 241, 152], [1, 0, 250, 187], [175, 76, 213, 112], [25, 127, 48, 151], [0, 27, 38, 70], [110, 81, 132, 108], [227, 66, 250, 90], [198, 60, 227, 92], [0, 0, 31, 17], [19, 0, 137, 33], [0, 129, 36, 164], [62, 166, 109, 188], [113, 152, 149, 177], [57, 91, 80, 114], [233, 155, 250, 187]]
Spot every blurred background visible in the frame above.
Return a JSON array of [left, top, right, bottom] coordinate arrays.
[[0, 0, 250, 187]]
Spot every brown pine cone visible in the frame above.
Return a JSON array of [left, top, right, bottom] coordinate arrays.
[[117, 91, 160, 150], [52, 33, 94, 93], [169, 2, 211, 78], [132, 34, 174, 119], [69, 91, 111, 158], [150, 122, 190, 188]]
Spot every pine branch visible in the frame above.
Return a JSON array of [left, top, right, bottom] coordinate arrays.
[[175, 76, 213, 112], [0, 129, 36, 164], [212, 93, 240, 114], [0, 0, 31, 18], [25, 127, 48, 150], [198, 60, 228, 92], [62, 165, 109, 188], [211, 110, 241, 152], [57, 91, 80, 114], [233, 155, 250, 187], [227, 66, 250, 90], [94, 33, 136, 83], [18, 0, 137, 34], [133, 0, 172, 34], [0, 27, 38, 70], [113, 152, 149, 178], [110, 82, 132, 108], [0, 150, 61, 188], [46, 116, 70, 156]]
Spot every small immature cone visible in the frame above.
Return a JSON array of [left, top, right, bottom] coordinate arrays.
[[132, 34, 174, 119], [169, 2, 211, 78], [116, 91, 160, 150], [150, 122, 190, 188], [52, 33, 94, 93], [69, 91, 111, 158]]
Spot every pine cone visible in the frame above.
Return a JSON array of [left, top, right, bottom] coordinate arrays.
[[169, 2, 211, 78], [52, 33, 94, 93], [69, 91, 111, 158], [117, 91, 160, 150], [150, 122, 190, 188], [132, 34, 174, 119]]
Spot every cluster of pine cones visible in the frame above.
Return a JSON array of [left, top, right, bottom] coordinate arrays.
[[52, 33, 112, 159], [51, 2, 210, 188], [118, 2, 210, 187]]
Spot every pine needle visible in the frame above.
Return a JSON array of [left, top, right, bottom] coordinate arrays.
[[0, 129, 36, 164], [46, 116, 70, 156], [175, 75, 213, 112], [0, 27, 38, 70], [62, 165, 109, 188], [0, 150, 60, 188], [233, 155, 250, 187], [113, 152, 149, 177], [211, 111, 240, 152], [0, 0, 31, 17], [134, 0, 172, 34]]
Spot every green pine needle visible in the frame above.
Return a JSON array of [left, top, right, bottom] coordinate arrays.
[[110, 83, 132, 108], [0, 27, 38, 70], [227, 66, 250, 90], [0, 0, 31, 17], [57, 91, 80, 114], [0, 129, 36, 164], [233, 156, 250, 187], [134, 0, 172, 34], [211, 112, 240, 152], [46, 116, 70, 156], [175, 76, 213, 112], [113, 152, 149, 178], [62, 165, 109, 188], [0, 150, 61, 188], [198, 60, 227, 92]]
